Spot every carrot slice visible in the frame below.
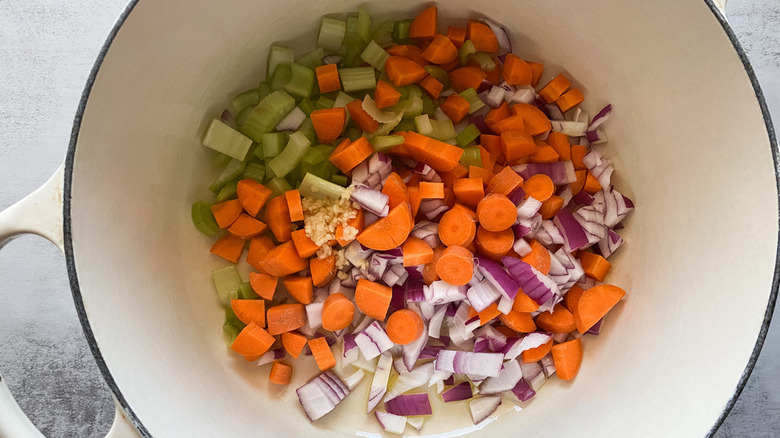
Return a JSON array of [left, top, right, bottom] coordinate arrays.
[[556, 88, 584, 113], [409, 6, 437, 39], [491, 115, 526, 135], [262, 241, 308, 277], [269, 361, 292, 385], [346, 99, 379, 133], [449, 66, 487, 93], [402, 236, 434, 267], [512, 103, 553, 136], [385, 56, 428, 87], [310, 108, 347, 144], [265, 195, 292, 242], [267, 303, 306, 335], [283, 276, 314, 305], [527, 61, 544, 87], [466, 20, 499, 52], [475, 226, 514, 260], [408, 186, 422, 219], [281, 331, 307, 359], [398, 131, 464, 172], [452, 177, 485, 209], [478, 303, 502, 325], [486, 166, 523, 196], [512, 289, 540, 313], [419, 75, 444, 99], [529, 144, 560, 163], [571, 144, 588, 170], [499, 310, 537, 333], [521, 239, 551, 275], [249, 272, 278, 300], [290, 229, 320, 258], [283, 190, 304, 223], [476, 194, 517, 231], [538, 195, 564, 219], [546, 132, 571, 161], [210, 235, 245, 263], [562, 285, 585, 313], [357, 203, 413, 251], [574, 284, 626, 333], [310, 255, 336, 288], [521, 339, 554, 363], [421, 34, 458, 64], [335, 209, 365, 246], [539, 73, 571, 103], [228, 213, 268, 239], [246, 235, 275, 272], [435, 245, 474, 286], [536, 303, 577, 333], [439, 94, 470, 124], [438, 204, 477, 247], [500, 130, 536, 162], [374, 79, 402, 109], [211, 199, 243, 229], [583, 172, 602, 194], [237, 179, 273, 217], [551, 338, 583, 380], [330, 137, 374, 173], [315, 63, 341, 93], [386, 309, 425, 345], [231, 299, 266, 327], [419, 181, 445, 199], [484, 102, 512, 132], [321, 293, 355, 331], [502, 54, 533, 86], [571, 170, 588, 195], [355, 278, 393, 321], [381, 172, 410, 210], [523, 174, 555, 202], [446, 26, 466, 48], [308, 337, 336, 371], [580, 252, 612, 281], [230, 322, 275, 357]]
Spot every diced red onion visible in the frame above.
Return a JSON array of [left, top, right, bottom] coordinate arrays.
[[507, 186, 526, 205], [532, 97, 551, 117], [365, 172, 382, 190], [508, 86, 535, 104], [435, 350, 504, 378], [502, 332, 554, 361], [513, 237, 532, 256], [510, 378, 536, 402], [513, 161, 577, 185], [414, 162, 442, 182], [473, 337, 489, 353], [470, 114, 490, 134], [572, 191, 594, 206], [558, 185, 573, 207], [475, 256, 520, 300], [553, 248, 585, 290], [341, 333, 359, 366], [382, 263, 408, 287], [546, 104, 564, 121], [419, 199, 449, 220], [583, 150, 613, 188], [479, 359, 522, 395], [417, 301, 435, 321], [368, 353, 393, 412], [516, 196, 542, 218], [351, 184, 389, 218], [428, 305, 448, 339], [385, 393, 432, 416], [466, 279, 502, 312], [368, 253, 392, 279], [587, 318, 603, 335], [598, 229, 623, 259], [540, 354, 557, 377], [402, 311, 428, 371], [356, 321, 394, 360], [296, 371, 350, 421], [276, 106, 306, 131], [502, 257, 560, 305], [551, 120, 587, 136], [586, 129, 608, 145], [480, 19, 512, 53], [387, 362, 434, 402], [418, 345, 445, 360], [442, 381, 474, 402], [485, 86, 507, 108], [425, 281, 468, 305], [343, 369, 365, 391], [588, 104, 612, 130], [306, 302, 323, 329], [574, 205, 608, 245], [535, 220, 565, 246], [406, 279, 425, 303], [221, 109, 234, 125], [553, 209, 589, 252], [374, 411, 407, 434], [603, 187, 634, 228], [256, 348, 286, 366], [469, 395, 502, 425]]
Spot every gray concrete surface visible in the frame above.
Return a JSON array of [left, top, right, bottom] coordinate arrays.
[[0, 0, 778, 436]]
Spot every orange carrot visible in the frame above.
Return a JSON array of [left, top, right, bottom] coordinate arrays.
[[571, 144, 588, 170], [551, 338, 583, 380], [230, 322, 275, 357], [385, 56, 428, 86], [571, 170, 587, 195], [346, 99, 379, 133], [499, 310, 537, 333], [283, 276, 313, 305], [310, 255, 336, 288], [580, 252, 612, 281], [419, 75, 444, 99], [468, 165, 494, 186], [556, 88, 584, 113], [402, 236, 434, 267], [484, 102, 511, 133], [237, 179, 273, 218], [521, 239, 551, 275], [502, 54, 533, 86], [269, 361, 292, 385], [529, 143, 560, 163], [404, 45, 429, 67], [231, 299, 266, 327], [476, 193, 517, 231], [265, 195, 292, 242], [335, 209, 365, 246], [527, 61, 544, 87], [539, 73, 571, 103], [408, 186, 421, 219], [521, 339, 553, 363], [480, 134, 504, 164], [475, 226, 514, 260], [583, 172, 602, 194], [211, 199, 243, 228], [374, 79, 402, 109], [262, 241, 308, 277], [409, 6, 437, 39], [478, 145, 496, 171], [290, 229, 320, 258], [421, 34, 458, 64], [228, 212, 268, 239], [538, 195, 564, 219], [478, 303, 502, 325], [308, 337, 336, 370], [355, 278, 393, 321], [357, 203, 413, 251], [449, 66, 487, 93], [310, 108, 346, 144], [490, 115, 525, 135], [439, 94, 470, 124], [512, 103, 552, 136], [452, 177, 485, 209], [535, 303, 576, 333], [562, 284, 585, 313], [574, 284, 626, 333], [419, 181, 444, 199], [281, 331, 307, 359], [546, 132, 571, 161], [246, 235, 275, 272], [512, 289, 540, 313], [483, 58, 501, 84], [386, 309, 425, 345], [466, 20, 499, 52], [315, 63, 341, 93], [523, 174, 555, 202], [331, 138, 373, 174], [422, 246, 443, 285], [500, 130, 536, 163], [439, 163, 469, 187], [435, 245, 474, 286], [398, 131, 463, 172], [210, 235, 245, 263], [438, 206, 476, 247], [486, 166, 523, 196], [446, 26, 467, 48], [249, 272, 278, 300], [321, 292, 356, 331], [267, 303, 307, 335]]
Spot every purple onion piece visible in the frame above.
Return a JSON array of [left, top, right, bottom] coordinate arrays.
[[385, 393, 432, 416], [442, 381, 474, 402], [553, 209, 590, 252], [510, 378, 536, 402]]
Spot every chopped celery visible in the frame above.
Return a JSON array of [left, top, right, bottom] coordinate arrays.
[[244, 162, 266, 182], [223, 321, 241, 345], [296, 47, 326, 70], [298, 118, 317, 146], [241, 90, 296, 142], [300, 159, 337, 181], [394, 118, 417, 132], [459, 40, 477, 66], [299, 172, 346, 200], [298, 99, 315, 116], [346, 128, 362, 141], [261, 132, 287, 158], [356, 7, 372, 43], [404, 85, 423, 99], [224, 290, 243, 326], [265, 159, 276, 179], [333, 91, 355, 108], [370, 135, 404, 152], [267, 46, 295, 79], [415, 114, 456, 140], [209, 158, 246, 193], [235, 105, 254, 127], [268, 131, 311, 177], [414, 114, 433, 135], [421, 93, 436, 116], [191, 201, 220, 237], [402, 95, 424, 118], [286, 167, 303, 188], [343, 15, 361, 45], [316, 95, 335, 109], [216, 180, 238, 202], [211, 152, 232, 169], [424, 65, 451, 90], [212, 265, 242, 305], [361, 40, 390, 70], [469, 52, 496, 71], [392, 19, 413, 44], [266, 177, 293, 198], [231, 89, 260, 116], [303, 144, 335, 164], [202, 119, 253, 161], [339, 67, 376, 93], [270, 63, 292, 91], [257, 82, 273, 100], [331, 174, 348, 186], [238, 282, 258, 300], [459, 88, 486, 114], [456, 124, 482, 147], [460, 147, 482, 167], [343, 41, 367, 68], [372, 20, 395, 48], [285, 63, 315, 99], [317, 17, 347, 51]]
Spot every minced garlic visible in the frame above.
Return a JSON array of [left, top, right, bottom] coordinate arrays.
[[302, 185, 357, 251]]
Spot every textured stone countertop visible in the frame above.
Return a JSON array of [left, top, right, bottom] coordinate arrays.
[[1, 0, 778, 436]]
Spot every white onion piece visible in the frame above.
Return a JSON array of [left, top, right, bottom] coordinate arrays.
[[497, 294, 513, 315], [480, 18, 512, 53], [402, 308, 428, 371], [479, 359, 523, 395], [355, 321, 394, 360], [508, 86, 535, 104], [551, 120, 587, 136], [535, 220, 564, 246], [425, 281, 468, 305], [428, 305, 448, 339], [275, 106, 306, 131], [366, 353, 393, 412], [341, 334, 359, 367], [546, 104, 564, 121], [469, 395, 502, 425], [466, 279, 502, 312], [351, 184, 389, 217], [485, 86, 507, 108], [502, 332, 554, 361], [306, 302, 324, 329], [516, 197, 542, 218], [385, 362, 435, 402], [343, 369, 365, 391], [435, 350, 504, 378], [374, 411, 407, 435], [598, 229, 624, 259], [540, 354, 557, 378], [296, 371, 350, 422], [255, 348, 286, 366], [513, 237, 532, 256], [406, 416, 425, 431]]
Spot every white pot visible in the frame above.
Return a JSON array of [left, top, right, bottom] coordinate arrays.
[[0, 0, 777, 437]]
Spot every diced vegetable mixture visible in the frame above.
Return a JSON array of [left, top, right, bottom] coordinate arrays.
[[192, 4, 633, 433]]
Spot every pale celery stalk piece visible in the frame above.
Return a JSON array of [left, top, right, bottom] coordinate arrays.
[[318, 17, 347, 51], [191, 201, 220, 237], [370, 135, 404, 152], [268, 131, 311, 178], [361, 40, 389, 70], [201, 119, 253, 161], [333, 91, 355, 108], [266, 177, 293, 198], [459, 87, 486, 114], [241, 90, 296, 142], [267, 46, 295, 79], [339, 67, 377, 92], [299, 172, 346, 200], [212, 266, 242, 306], [209, 158, 246, 193]]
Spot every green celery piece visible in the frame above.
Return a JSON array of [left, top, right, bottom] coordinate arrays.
[[316, 95, 335, 109], [370, 134, 404, 152], [241, 90, 296, 142], [211, 152, 232, 169], [459, 88, 486, 114], [209, 158, 247, 193], [343, 15, 360, 45], [394, 118, 417, 132], [403, 95, 423, 119], [299, 172, 346, 200], [191, 201, 220, 237], [267, 46, 295, 79], [224, 289, 244, 327], [235, 105, 254, 127], [261, 132, 287, 158], [372, 20, 395, 48], [238, 282, 259, 300], [317, 17, 346, 51], [296, 47, 326, 70], [356, 7, 372, 43], [212, 265, 242, 306], [469, 52, 496, 71], [298, 98, 315, 116], [266, 177, 293, 198], [415, 114, 455, 140], [456, 124, 482, 147], [303, 144, 335, 165], [285, 63, 315, 99], [231, 89, 260, 116], [268, 131, 311, 177], [216, 181, 239, 202], [264, 158, 276, 179], [460, 147, 482, 167], [459, 40, 477, 65], [343, 41, 368, 68], [404, 85, 423, 99], [298, 118, 317, 146], [346, 128, 362, 141], [414, 114, 433, 136], [257, 82, 273, 100], [424, 65, 451, 89], [223, 321, 241, 345], [331, 174, 348, 186], [421, 93, 436, 116], [333, 91, 355, 108], [270, 63, 292, 91], [286, 167, 303, 188], [300, 160, 335, 181], [244, 162, 266, 182], [202, 119, 253, 160], [361, 40, 389, 70], [392, 19, 413, 44]]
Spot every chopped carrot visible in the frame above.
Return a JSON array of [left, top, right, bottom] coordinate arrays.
[[211, 199, 243, 229], [438, 205, 477, 247], [478, 303, 502, 325], [408, 186, 422, 218], [556, 88, 584, 113], [404, 45, 429, 67], [521, 339, 553, 363], [551, 338, 583, 380], [335, 209, 365, 246], [374, 79, 401, 108], [484, 102, 512, 132], [321, 293, 355, 331], [491, 115, 525, 134], [355, 278, 393, 321], [422, 246, 443, 285], [246, 235, 275, 272], [403, 236, 434, 267], [308, 337, 336, 371], [284, 190, 305, 222], [475, 226, 514, 260], [386, 309, 425, 345], [478, 144, 495, 170], [476, 193, 517, 231], [494, 324, 518, 338], [315, 63, 341, 93], [580, 252, 612, 281], [574, 284, 626, 333], [571, 144, 588, 171], [446, 26, 466, 48], [539, 73, 571, 103], [419, 75, 444, 99], [290, 229, 320, 258], [231, 299, 266, 327], [281, 331, 307, 359], [512, 103, 552, 136], [383, 172, 411, 209], [583, 172, 602, 194], [483, 58, 501, 84], [502, 54, 533, 86], [310, 255, 336, 288], [546, 132, 571, 161], [452, 177, 485, 209], [466, 20, 499, 52], [535, 303, 576, 333], [398, 131, 463, 172], [283, 276, 314, 305], [523, 174, 555, 202], [530, 143, 560, 163], [500, 130, 536, 162], [527, 61, 544, 87], [385, 56, 428, 86], [439, 163, 469, 187], [538, 195, 564, 219], [449, 66, 487, 93], [512, 289, 540, 313], [262, 241, 308, 277], [409, 6, 437, 39], [346, 99, 379, 133], [439, 94, 470, 124], [237, 179, 273, 218], [419, 181, 444, 199], [249, 272, 278, 300], [329, 137, 374, 173], [571, 170, 587, 195], [421, 34, 458, 64], [310, 108, 347, 144], [230, 322, 275, 357], [468, 165, 494, 186], [210, 235, 245, 263], [439, 59, 460, 72], [499, 310, 537, 333], [486, 166, 523, 196], [562, 284, 585, 313], [265, 195, 292, 242], [386, 45, 410, 57], [267, 303, 307, 335], [357, 203, 413, 251], [521, 239, 551, 275], [269, 361, 292, 385], [435, 245, 474, 286]]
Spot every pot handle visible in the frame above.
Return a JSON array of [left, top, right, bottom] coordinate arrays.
[[0, 163, 141, 437]]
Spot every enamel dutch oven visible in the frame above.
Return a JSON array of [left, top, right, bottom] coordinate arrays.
[[0, 0, 777, 436]]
